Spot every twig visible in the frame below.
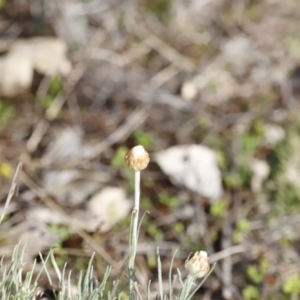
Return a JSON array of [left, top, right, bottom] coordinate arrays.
[[0, 162, 22, 224], [46, 106, 149, 168], [135, 88, 193, 111], [209, 245, 246, 263], [134, 282, 144, 300], [143, 35, 195, 72]]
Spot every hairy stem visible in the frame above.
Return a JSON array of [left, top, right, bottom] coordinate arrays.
[[129, 170, 141, 299]]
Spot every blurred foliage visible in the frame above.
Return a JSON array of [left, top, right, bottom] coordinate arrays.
[[111, 146, 134, 189], [0, 100, 13, 130], [273, 182, 300, 215], [237, 219, 251, 232], [157, 193, 178, 207], [240, 120, 264, 157], [111, 146, 129, 169], [147, 224, 163, 241], [50, 76, 62, 94], [246, 259, 269, 285], [41, 76, 62, 110], [265, 122, 300, 215], [267, 142, 289, 179], [286, 35, 300, 57], [49, 225, 74, 268], [0, 0, 6, 9], [50, 224, 73, 243], [133, 130, 153, 149], [224, 171, 243, 189], [244, 4, 261, 22], [147, 252, 157, 268], [0, 162, 13, 178], [283, 274, 300, 295], [242, 285, 260, 300], [145, 0, 171, 23], [141, 197, 152, 209], [174, 221, 184, 234], [233, 219, 251, 244], [118, 292, 130, 300], [210, 199, 228, 218]]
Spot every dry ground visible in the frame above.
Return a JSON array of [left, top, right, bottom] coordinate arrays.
[[1, 0, 300, 299]]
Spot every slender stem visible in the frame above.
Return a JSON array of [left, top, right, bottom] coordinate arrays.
[[157, 247, 163, 300], [129, 170, 141, 299], [132, 171, 141, 261]]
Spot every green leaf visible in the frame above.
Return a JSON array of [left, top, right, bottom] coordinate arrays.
[[133, 130, 153, 148], [174, 222, 184, 233], [224, 172, 242, 189], [283, 274, 300, 295], [0, 100, 13, 129], [210, 199, 228, 217], [0, 162, 13, 178], [158, 193, 178, 207], [147, 224, 163, 241], [0, 0, 6, 9], [242, 285, 259, 300], [50, 76, 62, 94], [237, 219, 251, 231], [111, 146, 128, 168], [246, 265, 264, 284]]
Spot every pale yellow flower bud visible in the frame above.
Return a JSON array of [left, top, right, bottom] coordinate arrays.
[[185, 251, 210, 278], [125, 145, 150, 171]]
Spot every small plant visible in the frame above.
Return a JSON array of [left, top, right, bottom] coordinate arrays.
[[0, 146, 215, 299], [124, 145, 151, 299], [124, 145, 215, 299], [242, 285, 260, 300], [0, 99, 13, 130], [283, 273, 300, 297]]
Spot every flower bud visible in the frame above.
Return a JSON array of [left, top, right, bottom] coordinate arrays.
[[185, 251, 210, 278], [125, 145, 150, 171]]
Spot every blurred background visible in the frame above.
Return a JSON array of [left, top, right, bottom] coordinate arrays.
[[1, 0, 300, 299]]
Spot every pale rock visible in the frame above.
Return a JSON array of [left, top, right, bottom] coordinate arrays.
[[181, 80, 198, 101], [154, 145, 223, 202], [264, 124, 285, 147], [87, 187, 132, 232], [0, 52, 33, 97], [11, 37, 71, 76], [0, 37, 71, 97], [250, 159, 270, 192]]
